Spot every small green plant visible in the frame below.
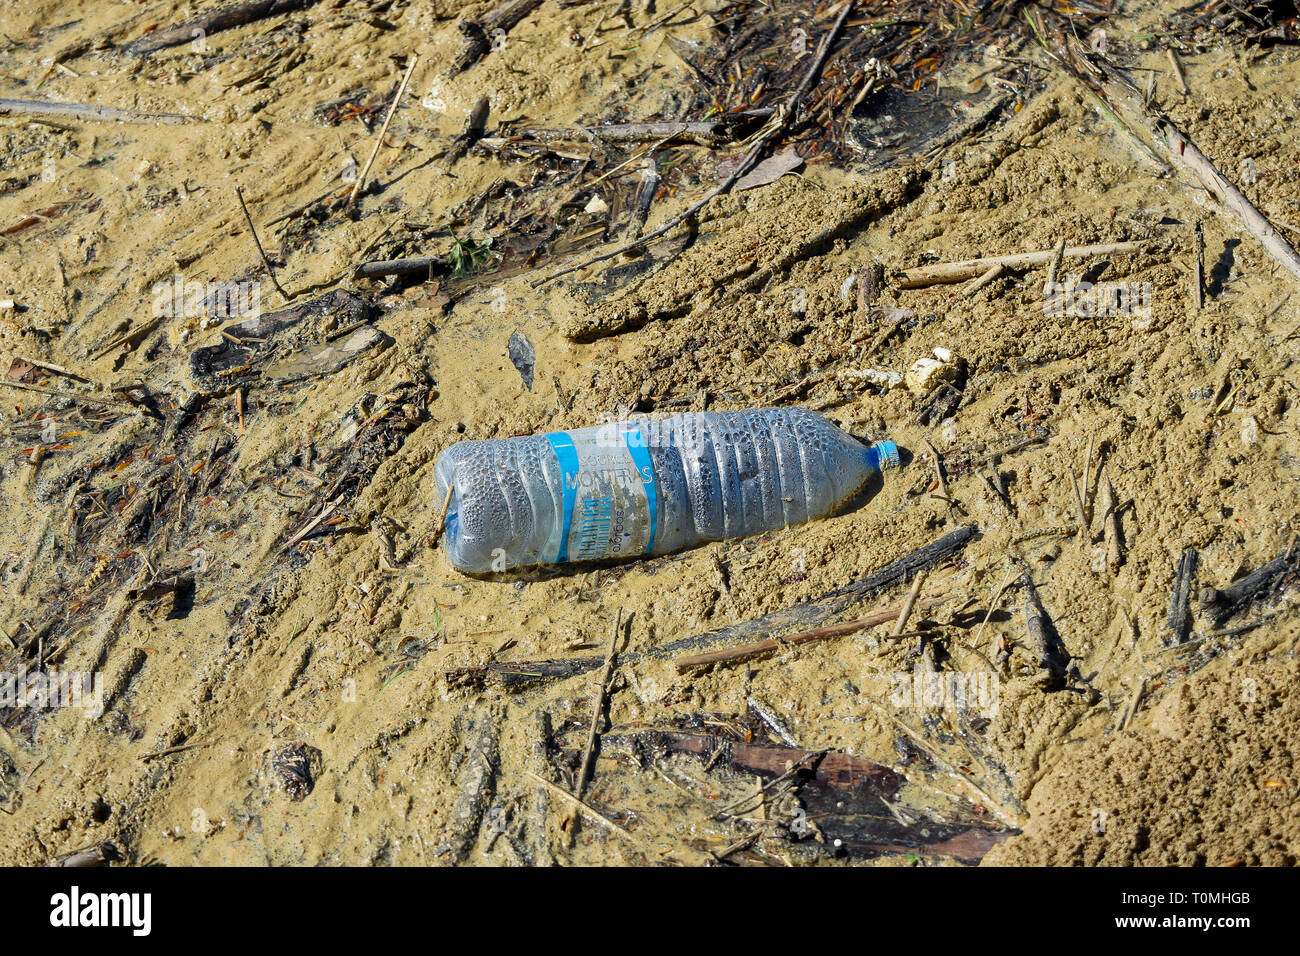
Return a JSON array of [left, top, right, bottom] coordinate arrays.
[[381, 664, 412, 690], [448, 230, 494, 278]]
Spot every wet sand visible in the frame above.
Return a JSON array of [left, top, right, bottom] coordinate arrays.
[[1, 0, 1297, 865]]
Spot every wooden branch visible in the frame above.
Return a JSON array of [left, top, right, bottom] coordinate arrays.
[[1097, 468, 1124, 572], [445, 95, 491, 166], [638, 523, 975, 661], [1192, 222, 1205, 310], [0, 379, 135, 409], [1167, 549, 1198, 644], [449, 525, 978, 688], [1100, 56, 1300, 282], [897, 241, 1153, 289], [0, 97, 199, 125], [674, 592, 951, 671], [1019, 568, 1069, 690], [449, 0, 544, 75], [576, 610, 622, 797], [520, 112, 772, 147], [1157, 118, 1300, 282], [348, 54, 420, 208], [1200, 545, 1299, 626], [353, 256, 441, 281], [123, 0, 317, 56], [236, 186, 289, 300], [523, 770, 645, 847]]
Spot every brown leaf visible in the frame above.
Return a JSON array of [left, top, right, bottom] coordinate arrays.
[[733, 150, 804, 191], [6, 358, 37, 383]]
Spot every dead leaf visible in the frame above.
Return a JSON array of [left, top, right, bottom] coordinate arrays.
[[732, 150, 805, 191], [6, 358, 37, 383]]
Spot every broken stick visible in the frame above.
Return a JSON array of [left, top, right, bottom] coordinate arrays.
[[449, 0, 544, 75], [1019, 568, 1069, 690], [576, 609, 622, 797], [674, 592, 950, 671], [458, 525, 978, 687], [123, 0, 317, 56], [236, 186, 289, 300], [897, 241, 1153, 288], [0, 97, 199, 126], [1167, 549, 1199, 644], [349, 54, 420, 208], [1200, 545, 1299, 626], [1096, 469, 1124, 572]]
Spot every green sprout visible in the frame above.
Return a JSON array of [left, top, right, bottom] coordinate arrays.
[[448, 230, 495, 278], [381, 664, 412, 690]]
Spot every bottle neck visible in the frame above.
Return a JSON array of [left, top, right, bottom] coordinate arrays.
[[866, 440, 900, 473]]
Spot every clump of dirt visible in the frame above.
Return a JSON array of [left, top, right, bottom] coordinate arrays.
[[1, 0, 1298, 866]]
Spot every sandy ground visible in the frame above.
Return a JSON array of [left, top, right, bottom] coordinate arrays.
[[1, 0, 1297, 866]]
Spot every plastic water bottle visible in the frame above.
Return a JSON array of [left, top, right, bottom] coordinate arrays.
[[433, 407, 901, 573]]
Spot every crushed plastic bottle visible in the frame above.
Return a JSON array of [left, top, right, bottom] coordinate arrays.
[[433, 407, 901, 573]]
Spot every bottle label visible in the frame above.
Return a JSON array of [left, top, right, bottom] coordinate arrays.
[[546, 423, 657, 563]]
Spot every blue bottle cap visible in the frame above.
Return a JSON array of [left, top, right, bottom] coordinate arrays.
[[870, 440, 901, 471]]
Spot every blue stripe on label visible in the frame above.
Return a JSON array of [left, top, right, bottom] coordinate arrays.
[[547, 432, 579, 563], [624, 425, 657, 555]]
